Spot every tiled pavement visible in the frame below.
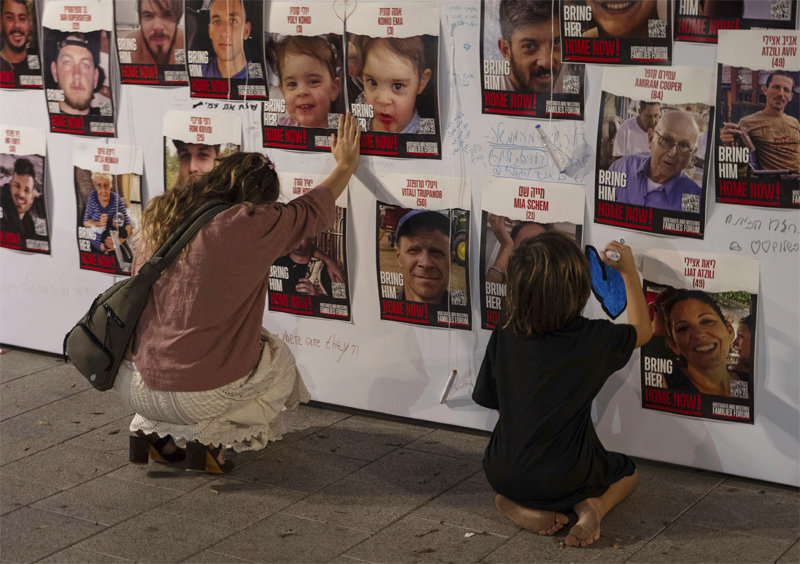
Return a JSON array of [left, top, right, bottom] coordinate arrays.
[[1, 347, 798, 563]]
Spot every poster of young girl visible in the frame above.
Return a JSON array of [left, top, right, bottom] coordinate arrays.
[[162, 109, 241, 189], [0, 0, 43, 89], [41, 0, 116, 136], [640, 248, 759, 424], [114, 0, 189, 86], [373, 173, 471, 329], [73, 140, 143, 275], [345, 2, 441, 159], [594, 66, 714, 239], [715, 30, 799, 209], [184, 0, 267, 100], [262, 1, 345, 153], [674, 0, 798, 44], [267, 172, 351, 321], [480, 0, 585, 120], [479, 177, 584, 330], [0, 125, 49, 253], [560, 0, 672, 65]]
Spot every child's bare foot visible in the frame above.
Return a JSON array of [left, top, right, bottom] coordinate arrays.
[[565, 498, 602, 547], [495, 495, 569, 535]]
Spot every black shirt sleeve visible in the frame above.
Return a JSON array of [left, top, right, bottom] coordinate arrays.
[[473, 328, 499, 409]]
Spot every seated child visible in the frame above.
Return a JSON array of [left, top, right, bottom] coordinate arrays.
[[360, 36, 432, 134], [275, 35, 341, 129], [473, 233, 652, 548]]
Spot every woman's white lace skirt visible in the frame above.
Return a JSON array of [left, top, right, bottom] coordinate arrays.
[[114, 329, 310, 452]]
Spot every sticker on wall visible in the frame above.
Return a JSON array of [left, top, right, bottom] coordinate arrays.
[[0, 0, 43, 89], [594, 66, 715, 238], [715, 30, 799, 209], [114, 0, 189, 86], [479, 177, 584, 330], [0, 125, 49, 253], [41, 0, 116, 136], [73, 141, 143, 275], [674, 0, 798, 44], [480, 0, 585, 120], [641, 249, 759, 424]]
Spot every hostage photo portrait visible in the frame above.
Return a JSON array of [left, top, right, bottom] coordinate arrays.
[[675, 0, 798, 44], [480, 0, 585, 119], [0, 0, 43, 89], [114, 0, 189, 85]]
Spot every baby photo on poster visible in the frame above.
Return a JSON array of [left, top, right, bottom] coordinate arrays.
[[480, 0, 585, 119], [0, 0, 43, 89]]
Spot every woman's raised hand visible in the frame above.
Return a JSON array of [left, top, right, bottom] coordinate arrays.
[[332, 112, 361, 175]]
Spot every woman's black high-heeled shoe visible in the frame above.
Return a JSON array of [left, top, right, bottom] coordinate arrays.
[[129, 431, 186, 464], [185, 441, 234, 474]]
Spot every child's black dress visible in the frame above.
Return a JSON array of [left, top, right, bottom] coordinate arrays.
[[473, 316, 637, 513]]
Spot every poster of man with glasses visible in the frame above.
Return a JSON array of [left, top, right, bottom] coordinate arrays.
[[594, 66, 714, 239]]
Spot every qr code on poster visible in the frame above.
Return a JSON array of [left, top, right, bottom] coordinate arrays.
[[682, 194, 700, 213], [563, 75, 580, 94], [419, 118, 436, 135], [331, 282, 346, 300], [770, 0, 790, 19], [648, 19, 666, 38], [451, 289, 467, 307]]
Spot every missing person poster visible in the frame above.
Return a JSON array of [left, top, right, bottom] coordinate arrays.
[[345, 2, 442, 159], [115, 0, 189, 86], [73, 140, 143, 275], [0, 0, 43, 89], [560, 0, 672, 65], [675, 0, 798, 44], [262, 1, 346, 152], [480, 0, 585, 119], [163, 109, 241, 189], [479, 177, 584, 330], [185, 0, 267, 100], [0, 125, 49, 253], [641, 248, 759, 424], [594, 66, 714, 239], [374, 174, 471, 329], [41, 0, 115, 136], [715, 30, 799, 209], [267, 172, 351, 321]]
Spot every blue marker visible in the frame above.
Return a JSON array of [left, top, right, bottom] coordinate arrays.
[[535, 124, 565, 173], [604, 238, 624, 262]]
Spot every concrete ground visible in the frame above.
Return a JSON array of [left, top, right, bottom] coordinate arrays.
[[1, 347, 798, 564]]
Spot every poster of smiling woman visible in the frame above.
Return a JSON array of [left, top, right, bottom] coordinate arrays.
[[0, 0, 43, 89], [41, 0, 115, 136], [73, 140, 142, 275]]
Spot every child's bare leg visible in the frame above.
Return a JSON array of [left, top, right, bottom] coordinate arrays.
[[565, 470, 638, 548], [495, 495, 569, 536]]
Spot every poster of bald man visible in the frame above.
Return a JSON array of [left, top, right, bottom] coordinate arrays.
[[184, 0, 267, 100], [73, 141, 142, 275], [480, 0, 585, 119], [41, 0, 115, 136], [479, 177, 584, 330], [115, 0, 189, 86], [715, 30, 799, 209], [0, 125, 49, 253], [594, 66, 714, 238], [675, 0, 798, 44], [0, 0, 43, 88]]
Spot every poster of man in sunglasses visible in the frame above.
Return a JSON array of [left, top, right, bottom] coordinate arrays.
[[594, 66, 714, 239]]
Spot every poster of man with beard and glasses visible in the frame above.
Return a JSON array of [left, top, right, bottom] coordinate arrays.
[[561, 0, 672, 65], [0, 0, 42, 88], [115, 0, 189, 86], [42, 0, 115, 136], [640, 248, 758, 424], [0, 125, 49, 253], [715, 30, 799, 209], [675, 0, 798, 44], [480, 0, 585, 119], [73, 140, 142, 275]]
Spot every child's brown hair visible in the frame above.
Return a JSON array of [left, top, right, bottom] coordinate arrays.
[[361, 36, 429, 80], [504, 231, 590, 338], [275, 35, 338, 83]]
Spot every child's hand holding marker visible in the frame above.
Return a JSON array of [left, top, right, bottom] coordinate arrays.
[[603, 239, 622, 262], [601, 239, 633, 273]]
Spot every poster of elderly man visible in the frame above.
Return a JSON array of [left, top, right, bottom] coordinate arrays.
[[0, 125, 48, 253], [73, 140, 142, 275], [41, 0, 115, 136], [0, 0, 42, 88], [115, 0, 189, 86], [594, 66, 714, 239]]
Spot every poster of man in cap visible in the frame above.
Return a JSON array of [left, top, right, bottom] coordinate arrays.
[[0, 0, 43, 89], [41, 0, 115, 136]]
